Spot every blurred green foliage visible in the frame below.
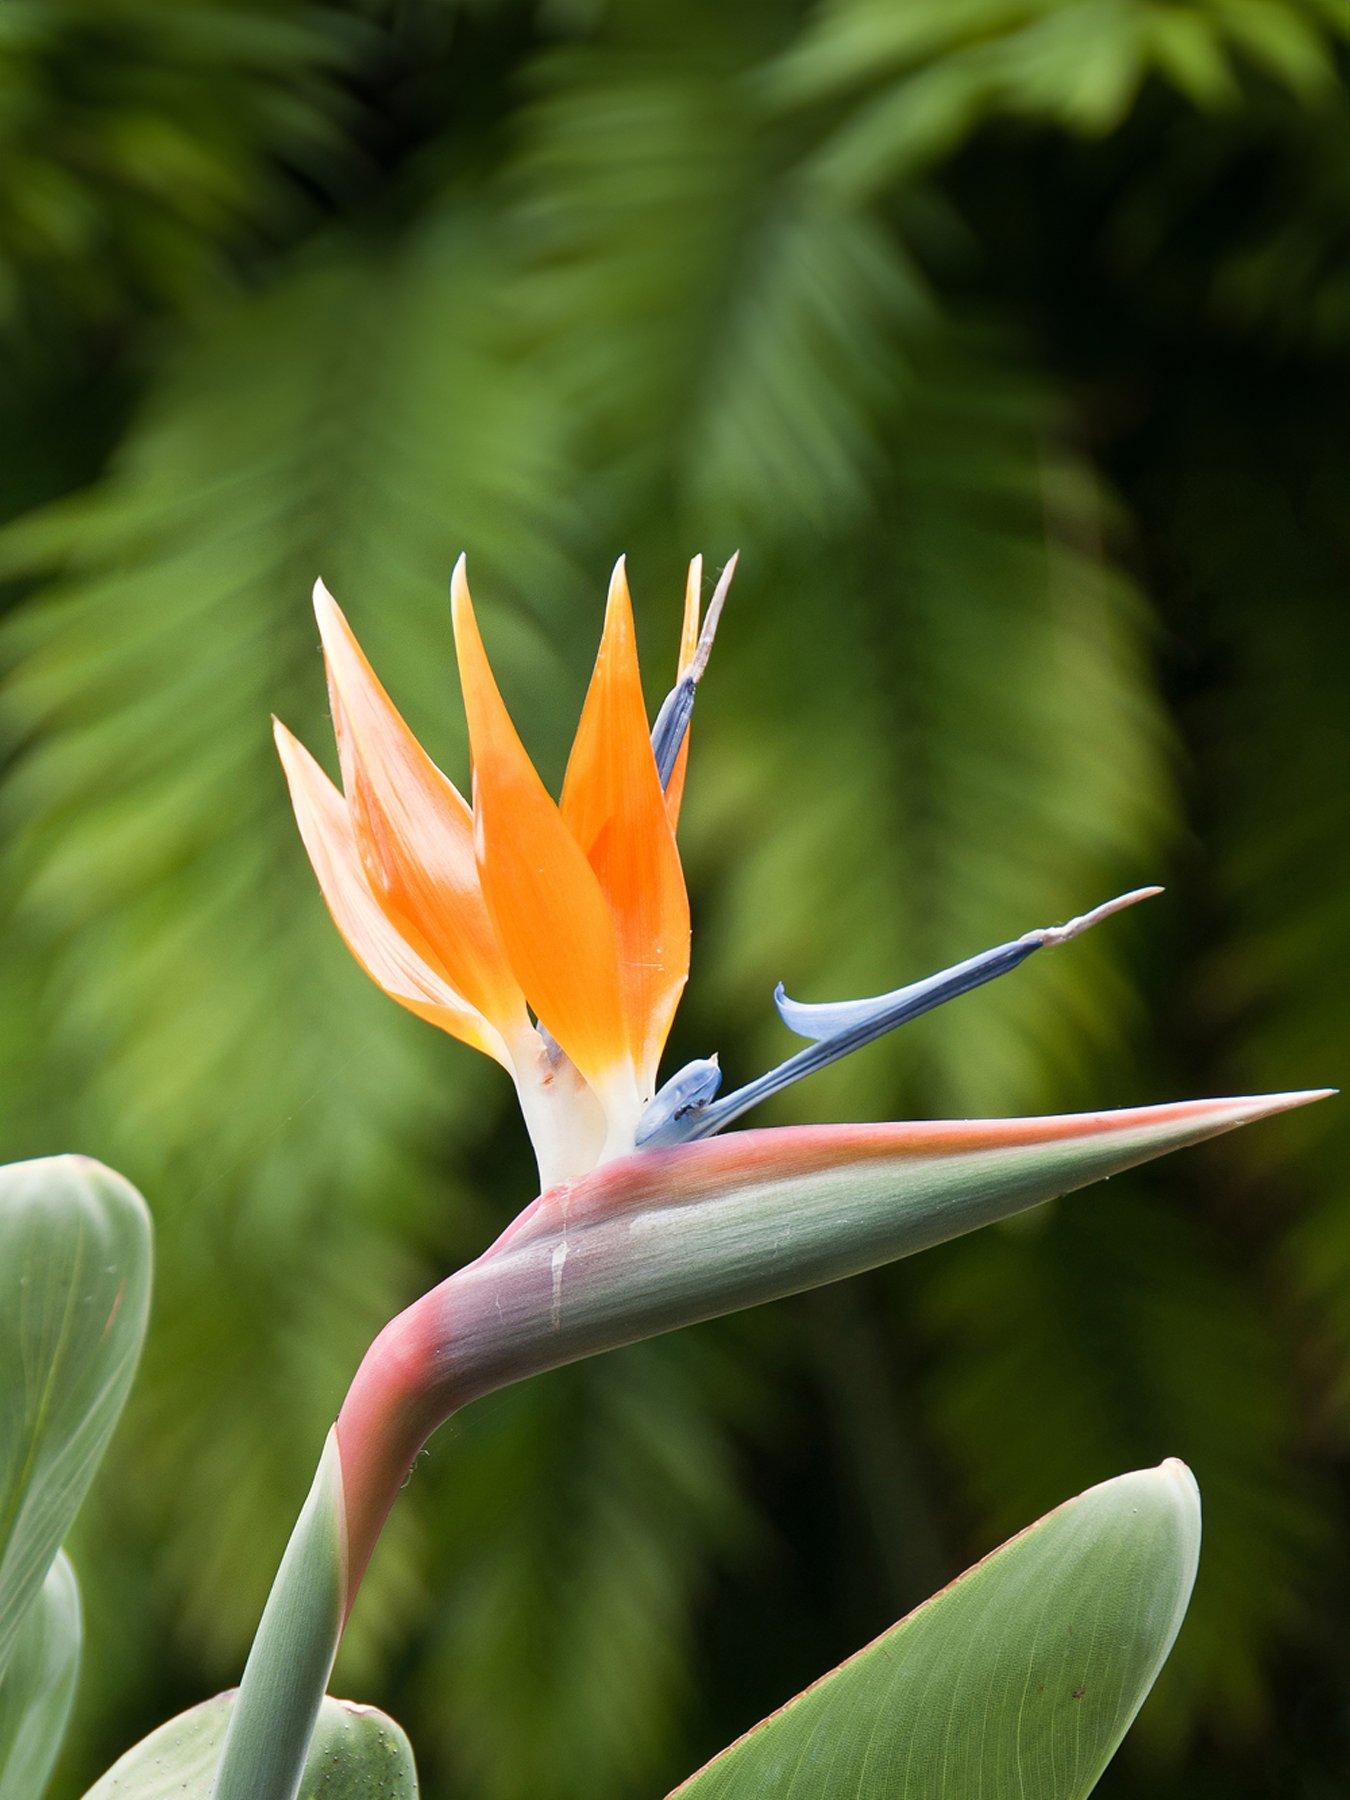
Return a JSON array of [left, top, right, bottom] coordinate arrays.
[[0, 0, 1346, 1794]]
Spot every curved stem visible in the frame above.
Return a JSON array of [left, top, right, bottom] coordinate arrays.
[[212, 1287, 464, 1800], [210, 1432, 348, 1800], [333, 1289, 458, 1606]]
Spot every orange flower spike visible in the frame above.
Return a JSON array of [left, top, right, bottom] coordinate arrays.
[[450, 558, 633, 1109], [313, 582, 529, 1043], [274, 720, 511, 1064], [562, 559, 691, 1090], [664, 555, 702, 829]]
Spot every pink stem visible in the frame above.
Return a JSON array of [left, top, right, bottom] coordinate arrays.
[[333, 1281, 457, 1611]]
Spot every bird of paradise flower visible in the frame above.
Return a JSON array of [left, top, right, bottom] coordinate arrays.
[[213, 555, 1328, 1800]]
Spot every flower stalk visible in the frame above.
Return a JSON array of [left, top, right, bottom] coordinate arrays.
[[212, 1433, 347, 1800]]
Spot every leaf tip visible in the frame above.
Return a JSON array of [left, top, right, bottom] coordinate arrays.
[[1153, 1456, 1200, 1503], [1139, 1458, 1202, 1548]]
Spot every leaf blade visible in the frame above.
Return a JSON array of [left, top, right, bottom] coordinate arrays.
[[83, 1691, 418, 1799], [0, 1550, 81, 1800], [0, 1157, 151, 1676], [671, 1461, 1202, 1798]]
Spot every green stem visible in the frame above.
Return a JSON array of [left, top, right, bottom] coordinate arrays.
[[211, 1287, 453, 1800], [210, 1432, 347, 1800]]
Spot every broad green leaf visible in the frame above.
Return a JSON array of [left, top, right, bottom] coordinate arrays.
[[84, 1691, 418, 1799], [0, 1156, 151, 1676], [0, 1551, 81, 1799], [671, 1461, 1201, 1798]]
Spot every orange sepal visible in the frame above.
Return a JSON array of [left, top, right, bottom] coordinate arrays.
[[313, 581, 528, 1041], [562, 559, 691, 1084], [664, 555, 701, 829], [274, 719, 512, 1065], [450, 559, 630, 1096]]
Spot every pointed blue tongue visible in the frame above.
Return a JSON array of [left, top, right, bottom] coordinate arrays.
[[636, 888, 1161, 1148], [774, 888, 1162, 1041], [650, 554, 737, 787]]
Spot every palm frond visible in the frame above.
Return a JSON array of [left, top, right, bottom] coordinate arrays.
[[772, 0, 1350, 199], [0, 0, 359, 338]]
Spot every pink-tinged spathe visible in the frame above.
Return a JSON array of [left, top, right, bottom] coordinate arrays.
[[333, 1090, 1330, 1601]]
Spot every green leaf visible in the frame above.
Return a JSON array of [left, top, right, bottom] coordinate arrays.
[[84, 1690, 418, 1799], [0, 1156, 151, 1677], [0, 1550, 81, 1799], [670, 1461, 1201, 1798]]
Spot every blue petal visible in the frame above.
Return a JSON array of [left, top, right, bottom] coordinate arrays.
[[637, 1057, 723, 1145], [641, 889, 1162, 1148], [651, 678, 696, 787], [649, 553, 737, 790], [774, 936, 1039, 1043]]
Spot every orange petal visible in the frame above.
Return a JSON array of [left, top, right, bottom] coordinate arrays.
[[313, 581, 528, 1041], [664, 556, 701, 829], [562, 559, 690, 1084], [450, 559, 631, 1096], [274, 720, 512, 1064]]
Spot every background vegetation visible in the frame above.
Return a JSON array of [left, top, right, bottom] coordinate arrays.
[[0, 1, 1346, 1793]]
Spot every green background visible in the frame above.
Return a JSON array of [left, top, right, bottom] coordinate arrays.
[[0, 1, 1345, 1794]]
